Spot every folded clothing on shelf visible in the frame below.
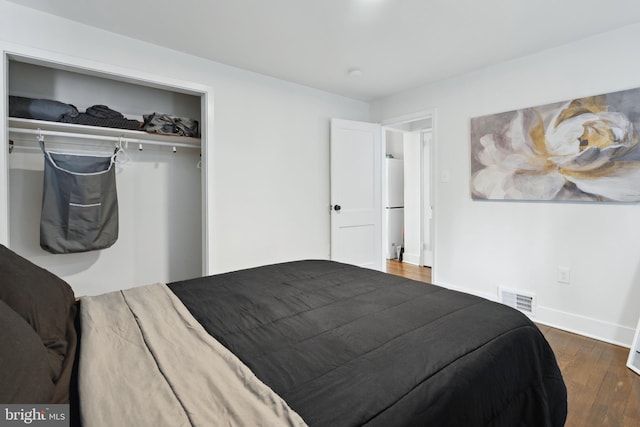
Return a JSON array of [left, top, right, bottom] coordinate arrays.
[[143, 112, 199, 137], [61, 104, 141, 130], [9, 95, 79, 122], [9, 95, 142, 131]]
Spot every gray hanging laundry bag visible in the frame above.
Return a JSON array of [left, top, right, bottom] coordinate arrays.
[[39, 139, 119, 254]]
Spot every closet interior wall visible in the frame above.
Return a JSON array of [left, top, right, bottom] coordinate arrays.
[[7, 60, 203, 297]]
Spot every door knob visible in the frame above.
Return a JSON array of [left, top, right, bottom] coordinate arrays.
[[333, 204, 341, 211]]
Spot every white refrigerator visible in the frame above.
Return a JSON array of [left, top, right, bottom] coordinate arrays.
[[385, 158, 404, 259]]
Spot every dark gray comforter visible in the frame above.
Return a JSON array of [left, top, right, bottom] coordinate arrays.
[[169, 260, 567, 426]]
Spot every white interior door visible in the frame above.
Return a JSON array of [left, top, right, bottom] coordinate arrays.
[[330, 119, 382, 270]]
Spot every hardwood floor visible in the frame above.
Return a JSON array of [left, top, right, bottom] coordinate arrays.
[[385, 259, 432, 283], [537, 325, 640, 426], [384, 260, 640, 427]]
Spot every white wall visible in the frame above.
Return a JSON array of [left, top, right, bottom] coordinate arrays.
[[371, 23, 640, 346], [0, 1, 369, 294]]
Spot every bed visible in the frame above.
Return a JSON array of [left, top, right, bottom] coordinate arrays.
[[0, 245, 567, 426]]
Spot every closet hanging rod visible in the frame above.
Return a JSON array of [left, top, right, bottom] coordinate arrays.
[[7, 127, 200, 149]]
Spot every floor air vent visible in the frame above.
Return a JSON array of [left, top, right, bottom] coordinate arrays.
[[499, 288, 536, 316]]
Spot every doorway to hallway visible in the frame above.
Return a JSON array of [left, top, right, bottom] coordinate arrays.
[[382, 112, 435, 273]]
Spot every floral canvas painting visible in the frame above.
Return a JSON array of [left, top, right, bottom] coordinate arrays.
[[470, 88, 640, 202]]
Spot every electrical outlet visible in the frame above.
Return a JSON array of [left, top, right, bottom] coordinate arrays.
[[557, 267, 571, 284]]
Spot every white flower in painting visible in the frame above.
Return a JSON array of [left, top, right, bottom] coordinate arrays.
[[472, 97, 640, 201]]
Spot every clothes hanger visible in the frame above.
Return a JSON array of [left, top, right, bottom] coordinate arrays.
[[115, 137, 132, 165]]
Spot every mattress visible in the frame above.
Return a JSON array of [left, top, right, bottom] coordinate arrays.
[[168, 260, 567, 426]]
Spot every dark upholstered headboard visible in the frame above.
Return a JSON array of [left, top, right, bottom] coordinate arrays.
[[0, 244, 77, 405]]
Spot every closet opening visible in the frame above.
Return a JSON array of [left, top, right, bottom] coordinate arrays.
[[2, 49, 213, 296]]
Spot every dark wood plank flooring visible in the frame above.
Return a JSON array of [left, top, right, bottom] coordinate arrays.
[[384, 260, 640, 427]]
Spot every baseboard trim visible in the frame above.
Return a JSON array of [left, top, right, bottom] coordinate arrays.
[[434, 280, 634, 348], [436, 280, 495, 301], [534, 306, 634, 348]]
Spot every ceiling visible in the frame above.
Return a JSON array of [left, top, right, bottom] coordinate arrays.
[[9, 0, 640, 101]]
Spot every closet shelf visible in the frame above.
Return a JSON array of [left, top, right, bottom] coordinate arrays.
[[8, 117, 201, 148]]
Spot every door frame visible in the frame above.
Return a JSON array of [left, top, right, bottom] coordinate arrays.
[[380, 109, 437, 276], [421, 128, 433, 267]]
